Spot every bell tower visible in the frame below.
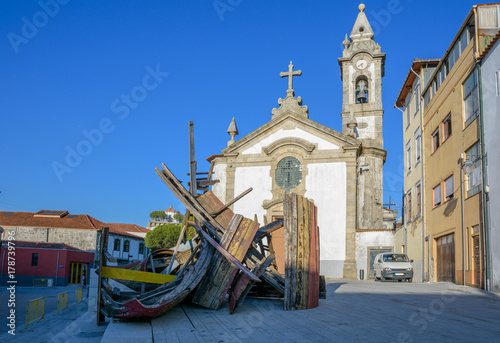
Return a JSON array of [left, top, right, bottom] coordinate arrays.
[[338, 3, 385, 150], [338, 4, 387, 230]]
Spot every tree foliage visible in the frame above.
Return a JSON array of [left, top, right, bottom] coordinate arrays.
[[150, 210, 167, 220], [144, 224, 195, 250], [173, 212, 184, 223]]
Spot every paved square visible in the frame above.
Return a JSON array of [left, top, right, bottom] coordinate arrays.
[[147, 280, 500, 343]]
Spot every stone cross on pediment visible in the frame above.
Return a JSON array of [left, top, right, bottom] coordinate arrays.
[[280, 61, 302, 97]]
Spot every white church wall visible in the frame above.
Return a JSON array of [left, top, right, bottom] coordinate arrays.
[[211, 163, 227, 201], [355, 231, 395, 280], [233, 166, 272, 224], [241, 128, 339, 155], [305, 162, 346, 278]]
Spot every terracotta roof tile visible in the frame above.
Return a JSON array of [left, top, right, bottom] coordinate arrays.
[[0, 211, 106, 231]]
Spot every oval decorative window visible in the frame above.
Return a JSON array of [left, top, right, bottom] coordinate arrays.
[[276, 157, 302, 193]]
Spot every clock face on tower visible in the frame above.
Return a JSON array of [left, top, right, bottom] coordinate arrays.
[[356, 59, 367, 70]]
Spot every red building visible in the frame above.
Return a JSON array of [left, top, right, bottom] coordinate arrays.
[[0, 241, 94, 287]]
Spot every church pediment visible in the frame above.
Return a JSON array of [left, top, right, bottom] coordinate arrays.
[[222, 113, 360, 156]]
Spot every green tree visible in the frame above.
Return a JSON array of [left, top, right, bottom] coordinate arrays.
[[149, 210, 167, 221], [144, 224, 196, 250], [174, 212, 184, 223]]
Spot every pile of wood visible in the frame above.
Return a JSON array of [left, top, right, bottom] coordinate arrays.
[[96, 122, 325, 322]]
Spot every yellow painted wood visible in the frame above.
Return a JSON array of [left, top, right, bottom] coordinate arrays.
[[101, 267, 176, 284]]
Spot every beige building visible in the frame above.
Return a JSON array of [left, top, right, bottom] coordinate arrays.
[[421, 4, 499, 288], [395, 59, 439, 282]]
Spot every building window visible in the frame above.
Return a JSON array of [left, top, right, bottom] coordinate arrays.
[[463, 69, 479, 126], [123, 240, 130, 253], [445, 175, 454, 201], [31, 253, 38, 267], [442, 114, 452, 142], [416, 182, 422, 216], [407, 190, 412, 222], [276, 157, 302, 193], [113, 239, 121, 251], [406, 140, 412, 173], [433, 184, 441, 208], [415, 127, 422, 164], [139, 243, 145, 255], [432, 128, 440, 153], [466, 142, 482, 197]]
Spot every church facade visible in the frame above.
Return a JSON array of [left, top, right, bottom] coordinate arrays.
[[209, 4, 394, 279]]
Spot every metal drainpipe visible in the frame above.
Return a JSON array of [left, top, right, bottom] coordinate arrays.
[[393, 104, 406, 254], [460, 162, 466, 286], [410, 65, 426, 283], [476, 62, 490, 291]]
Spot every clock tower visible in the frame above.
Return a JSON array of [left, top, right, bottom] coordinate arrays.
[[338, 4, 387, 229]]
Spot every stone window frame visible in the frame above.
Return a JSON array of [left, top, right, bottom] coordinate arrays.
[[123, 240, 130, 253]]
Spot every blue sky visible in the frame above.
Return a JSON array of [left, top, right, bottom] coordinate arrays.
[[0, 0, 478, 226]]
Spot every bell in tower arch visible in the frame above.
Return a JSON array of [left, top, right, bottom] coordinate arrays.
[[356, 78, 369, 104]]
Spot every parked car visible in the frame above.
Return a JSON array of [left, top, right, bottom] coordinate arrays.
[[373, 253, 413, 282]]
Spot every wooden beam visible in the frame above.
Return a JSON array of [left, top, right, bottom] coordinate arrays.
[[100, 267, 176, 284], [189, 121, 198, 197], [209, 187, 253, 217]]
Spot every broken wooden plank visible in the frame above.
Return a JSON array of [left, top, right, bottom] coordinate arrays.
[[229, 253, 275, 314], [208, 187, 253, 218], [246, 247, 285, 295], [253, 219, 284, 243], [284, 193, 319, 311], [196, 191, 234, 230], [192, 215, 260, 310], [189, 220, 260, 283]]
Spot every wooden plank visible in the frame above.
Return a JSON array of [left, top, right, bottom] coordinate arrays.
[[188, 121, 198, 197], [284, 193, 298, 311], [253, 220, 284, 243], [196, 191, 234, 230], [192, 216, 260, 309], [209, 187, 253, 218], [246, 248, 285, 295], [100, 267, 176, 284], [229, 254, 275, 314], [97, 227, 108, 325], [155, 165, 225, 236], [308, 203, 320, 308]]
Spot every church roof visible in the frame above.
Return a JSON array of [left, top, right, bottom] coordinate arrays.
[[221, 111, 360, 155]]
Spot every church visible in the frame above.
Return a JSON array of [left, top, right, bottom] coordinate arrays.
[[209, 4, 395, 279]]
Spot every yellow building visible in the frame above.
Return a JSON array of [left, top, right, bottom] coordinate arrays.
[[421, 4, 499, 288], [395, 59, 439, 283]]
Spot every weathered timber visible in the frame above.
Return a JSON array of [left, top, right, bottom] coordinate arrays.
[[97, 227, 109, 325], [229, 253, 275, 314], [208, 187, 253, 218], [155, 164, 225, 235], [284, 193, 319, 311], [192, 215, 260, 309], [189, 121, 198, 197], [319, 275, 327, 299], [189, 221, 260, 282], [197, 191, 234, 229], [100, 267, 176, 284], [246, 247, 285, 295], [253, 219, 284, 243]]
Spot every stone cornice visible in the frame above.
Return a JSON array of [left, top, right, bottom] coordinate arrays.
[[361, 146, 387, 161], [263, 137, 315, 155]]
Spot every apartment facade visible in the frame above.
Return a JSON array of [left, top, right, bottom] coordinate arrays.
[[421, 4, 499, 288], [395, 59, 439, 283]]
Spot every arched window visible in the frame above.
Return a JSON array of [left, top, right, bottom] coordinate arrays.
[[123, 240, 130, 253], [113, 239, 120, 251], [276, 157, 302, 193], [138, 243, 145, 255], [356, 76, 369, 104]]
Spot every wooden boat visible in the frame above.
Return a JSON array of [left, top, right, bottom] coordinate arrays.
[[100, 238, 214, 319]]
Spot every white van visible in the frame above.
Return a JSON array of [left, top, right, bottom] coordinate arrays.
[[373, 252, 413, 282]]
